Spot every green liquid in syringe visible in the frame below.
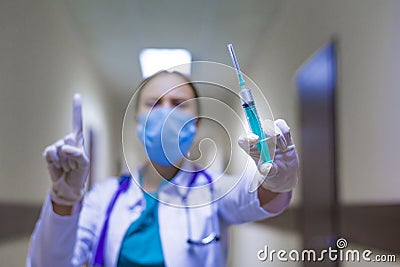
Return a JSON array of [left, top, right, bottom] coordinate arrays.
[[243, 102, 273, 163]]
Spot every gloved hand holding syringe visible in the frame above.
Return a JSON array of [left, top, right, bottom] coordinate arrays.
[[229, 43, 299, 193], [228, 43, 273, 164]]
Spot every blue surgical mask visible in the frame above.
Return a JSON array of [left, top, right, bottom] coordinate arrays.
[[136, 107, 197, 166]]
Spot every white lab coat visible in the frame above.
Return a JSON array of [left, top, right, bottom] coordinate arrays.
[[26, 162, 291, 267]]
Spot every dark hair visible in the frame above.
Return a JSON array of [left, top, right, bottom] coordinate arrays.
[[134, 70, 201, 115]]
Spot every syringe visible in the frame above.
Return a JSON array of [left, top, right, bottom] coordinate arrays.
[[227, 44, 273, 163]]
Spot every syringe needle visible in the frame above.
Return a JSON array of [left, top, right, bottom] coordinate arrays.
[[227, 44, 246, 88]]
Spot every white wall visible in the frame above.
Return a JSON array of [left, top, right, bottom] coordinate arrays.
[[0, 237, 30, 267], [229, 0, 400, 266], [0, 0, 119, 204], [0, 0, 119, 264]]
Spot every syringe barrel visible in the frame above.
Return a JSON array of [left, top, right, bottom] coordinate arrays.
[[239, 88, 255, 106], [239, 88, 273, 163]]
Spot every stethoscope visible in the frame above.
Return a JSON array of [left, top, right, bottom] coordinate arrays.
[[92, 169, 220, 266], [182, 169, 220, 246]]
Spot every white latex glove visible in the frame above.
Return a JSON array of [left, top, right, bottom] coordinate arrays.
[[43, 94, 89, 206], [238, 119, 299, 193]]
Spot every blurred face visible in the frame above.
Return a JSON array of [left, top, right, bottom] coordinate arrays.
[[135, 73, 199, 167], [137, 72, 198, 116]]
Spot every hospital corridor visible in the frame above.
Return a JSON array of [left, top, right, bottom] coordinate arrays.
[[0, 0, 399, 266]]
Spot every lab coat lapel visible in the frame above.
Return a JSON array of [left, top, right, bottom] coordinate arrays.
[[158, 168, 190, 267], [158, 162, 215, 267], [105, 170, 144, 267], [158, 161, 196, 205]]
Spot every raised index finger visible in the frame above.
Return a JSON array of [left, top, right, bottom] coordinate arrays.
[[73, 93, 83, 146]]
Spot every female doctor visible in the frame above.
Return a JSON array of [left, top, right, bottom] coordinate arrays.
[[27, 71, 299, 267]]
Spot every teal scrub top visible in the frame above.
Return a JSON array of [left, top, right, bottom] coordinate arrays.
[[117, 177, 166, 267]]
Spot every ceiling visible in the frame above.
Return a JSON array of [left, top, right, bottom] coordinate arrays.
[[59, 0, 282, 105]]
